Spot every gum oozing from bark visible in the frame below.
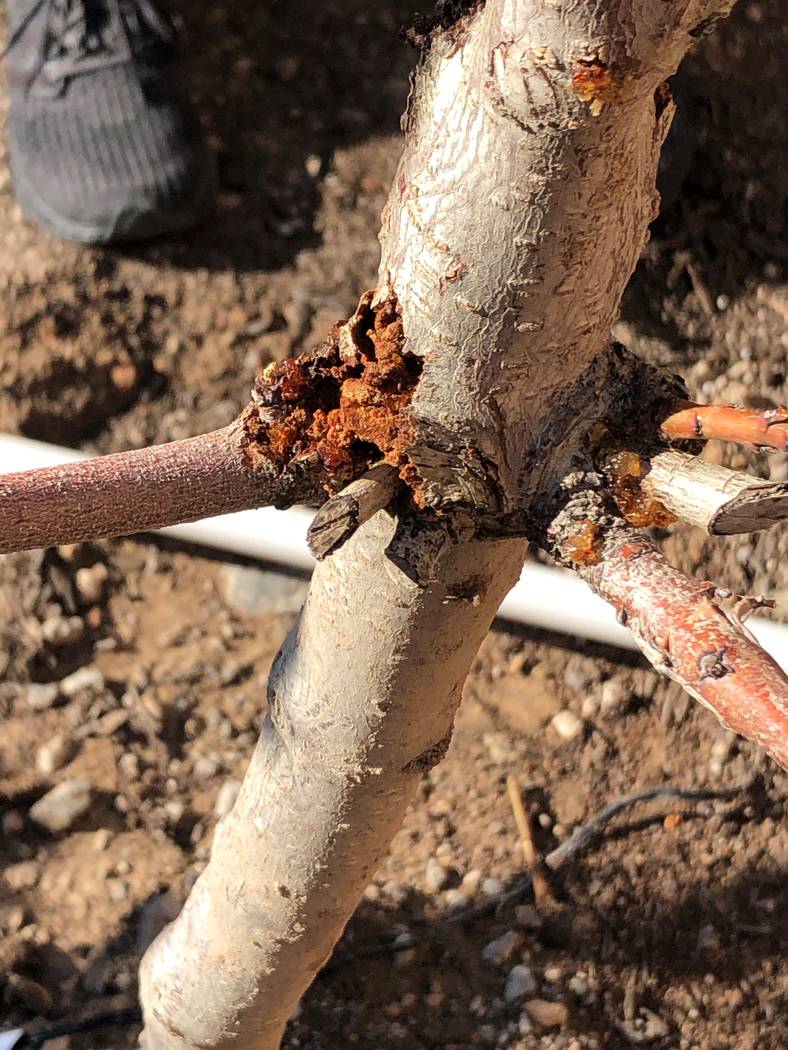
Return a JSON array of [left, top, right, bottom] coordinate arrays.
[[241, 292, 422, 492]]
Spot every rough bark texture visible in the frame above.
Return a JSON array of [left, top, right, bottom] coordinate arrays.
[[375, 0, 734, 525], [0, 414, 325, 553], [140, 515, 525, 1049]]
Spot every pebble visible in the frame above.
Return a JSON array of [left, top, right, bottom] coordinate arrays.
[[219, 564, 308, 617], [214, 779, 242, 818], [544, 965, 562, 983], [60, 666, 105, 698], [29, 779, 93, 832], [75, 563, 108, 605], [524, 999, 569, 1027], [481, 930, 522, 965], [41, 615, 85, 646], [461, 869, 482, 895], [36, 734, 73, 777], [481, 877, 504, 896], [25, 682, 61, 711], [444, 889, 468, 909], [505, 964, 537, 1002], [93, 829, 112, 851], [568, 974, 589, 998], [514, 904, 543, 930], [4, 860, 40, 891], [381, 880, 409, 904], [551, 710, 583, 742], [425, 857, 450, 893], [599, 679, 629, 717]]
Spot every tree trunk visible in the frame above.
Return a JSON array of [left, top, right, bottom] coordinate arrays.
[[134, 0, 736, 1044], [140, 516, 524, 1049]]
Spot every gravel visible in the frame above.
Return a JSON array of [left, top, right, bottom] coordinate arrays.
[[29, 780, 93, 832]]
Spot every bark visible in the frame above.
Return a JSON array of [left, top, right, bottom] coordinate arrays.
[[140, 515, 525, 1048], [641, 449, 788, 535], [584, 532, 788, 771], [307, 463, 401, 558], [137, 1, 739, 1047], [0, 414, 325, 554], [661, 401, 788, 450]]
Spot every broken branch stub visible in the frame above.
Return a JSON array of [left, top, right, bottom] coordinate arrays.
[[307, 463, 401, 560], [601, 446, 788, 536]]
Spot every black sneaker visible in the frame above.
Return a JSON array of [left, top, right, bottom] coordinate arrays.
[[2, 0, 216, 243]]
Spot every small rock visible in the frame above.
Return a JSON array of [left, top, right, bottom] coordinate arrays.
[[59, 666, 105, 698], [600, 679, 629, 717], [214, 779, 242, 818], [30, 780, 93, 832], [514, 904, 543, 929], [550, 710, 583, 742], [568, 974, 589, 998], [461, 869, 482, 895], [4, 861, 40, 891], [5, 905, 27, 932], [505, 964, 537, 1002], [381, 880, 409, 904], [75, 563, 108, 605], [481, 929, 522, 965], [481, 877, 504, 897], [93, 828, 112, 851], [524, 999, 569, 1027], [615, 1008, 668, 1043], [444, 889, 468, 909], [36, 734, 73, 777], [41, 615, 84, 646], [219, 564, 308, 617], [544, 965, 562, 983], [425, 857, 449, 893], [25, 682, 61, 711], [580, 695, 599, 719], [97, 709, 129, 736]]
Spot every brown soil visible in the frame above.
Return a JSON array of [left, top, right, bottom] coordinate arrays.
[[0, 2, 786, 1049]]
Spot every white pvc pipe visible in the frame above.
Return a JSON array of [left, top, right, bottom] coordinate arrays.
[[1, 433, 786, 669]]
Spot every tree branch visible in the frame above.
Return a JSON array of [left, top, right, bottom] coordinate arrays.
[[604, 447, 788, 535], [661, 401, 788, 450], [584, 532, 788, 771], [0, 413, 326, 554]]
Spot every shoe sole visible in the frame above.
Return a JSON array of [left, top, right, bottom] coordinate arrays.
[[9, 147, 217, 246]]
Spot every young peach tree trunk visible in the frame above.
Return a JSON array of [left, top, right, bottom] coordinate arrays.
[[8, 0, 788, 1047], [136, 1, 741, 1046]]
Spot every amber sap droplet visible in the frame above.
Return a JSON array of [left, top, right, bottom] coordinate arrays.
[[605, 450, 677, 528], [563, 519, 602, 566]]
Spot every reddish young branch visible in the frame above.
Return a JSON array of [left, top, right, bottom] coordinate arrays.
[[661, 401, 788, 450], [0, 415, 323, 554], [585, 533, 788, 771]]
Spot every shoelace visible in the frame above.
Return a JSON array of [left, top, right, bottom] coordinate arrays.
[[1, 0, 177, 85]]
